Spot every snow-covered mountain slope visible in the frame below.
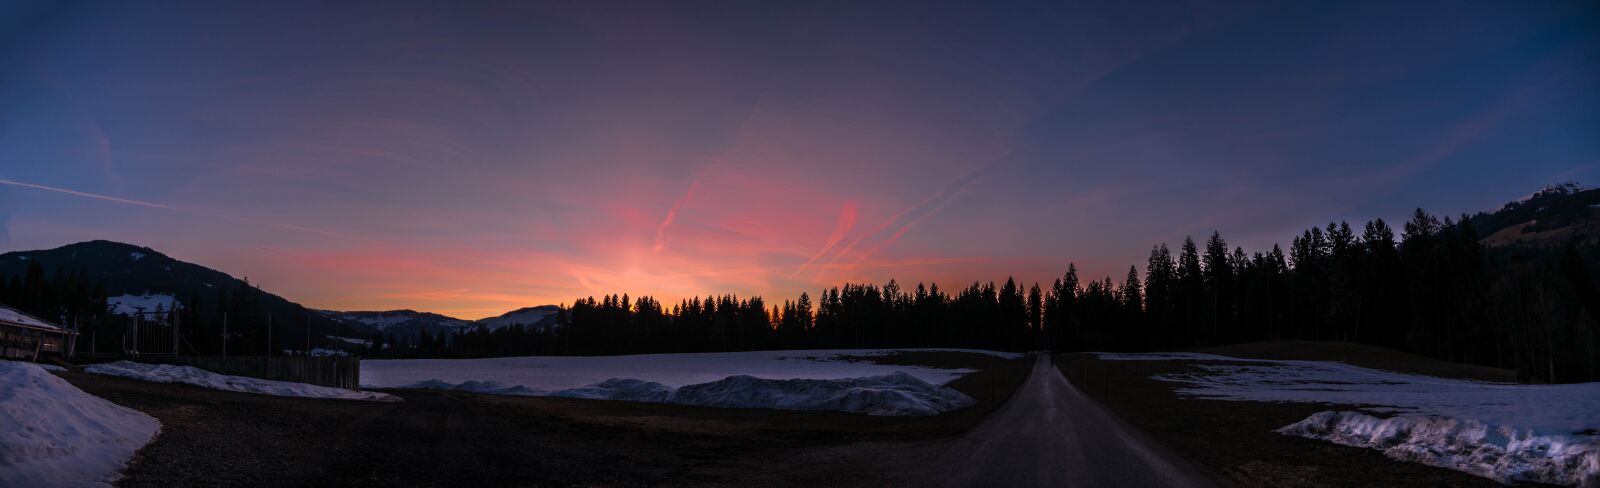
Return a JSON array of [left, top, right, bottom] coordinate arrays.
[[319, 309, 470, 338], [107, 293, 180, 315], [472, 305, 559, 331], [318, 305, 559, 338]]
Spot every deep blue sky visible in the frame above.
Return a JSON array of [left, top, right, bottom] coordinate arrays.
[[1, 1, 1596, 317]]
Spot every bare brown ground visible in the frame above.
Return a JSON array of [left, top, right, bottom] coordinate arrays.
[[61, 351, 1031, 487], [1057, 348, 1518, 488]]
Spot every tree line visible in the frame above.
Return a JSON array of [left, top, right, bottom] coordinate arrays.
[[5, 207, 1597, 383], [378, 207, 1597, 384]]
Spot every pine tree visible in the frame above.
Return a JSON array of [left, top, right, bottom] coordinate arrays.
[[1027, 283, 1043, 350], [1177, 237, 1204, 346]]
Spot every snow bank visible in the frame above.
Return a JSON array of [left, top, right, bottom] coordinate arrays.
[[1280, 411, 1598, 487], [86, 361, 398, 402], [0, 361, 160, 487], [363, 348, 1016, 392], [1100, 352, 1600, 486], [408, 371, 974, 416]]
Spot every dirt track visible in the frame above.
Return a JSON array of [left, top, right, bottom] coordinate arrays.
[[926, 355, 1212, 487]]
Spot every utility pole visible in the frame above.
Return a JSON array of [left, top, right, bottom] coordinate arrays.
[[222, 312, 229, 359], [306, 315, 311, 355], [267, 312, 273, 357]]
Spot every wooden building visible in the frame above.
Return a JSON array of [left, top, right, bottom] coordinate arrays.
[[0, 302, 75, 361]]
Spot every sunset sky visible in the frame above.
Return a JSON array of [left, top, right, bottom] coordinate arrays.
[[2, 1, 1596, 319]]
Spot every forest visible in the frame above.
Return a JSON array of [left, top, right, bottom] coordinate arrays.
[[400, 205, 1600, 383], [4, 205, 1598, 383]]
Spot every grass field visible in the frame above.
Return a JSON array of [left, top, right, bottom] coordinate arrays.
[[65, 350, 1031, 487], [1056, 341, 1508, 488]]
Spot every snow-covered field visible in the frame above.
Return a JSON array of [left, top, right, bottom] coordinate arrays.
[[0, 361, 160, 487], [1100, 352, 1600, 487], [86, 361, 399, 402], [365, 349, 1018, 415]]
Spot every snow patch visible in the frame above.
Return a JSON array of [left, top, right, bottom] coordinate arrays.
[[328, 336, 373, 347], [128, 252, 145, 261], [363, 348, 1012, 392], [1103, 352, 1600, 486], [1095, 352, 1235, 362], [0, 361, 160, 487], [86, 361, 398, 402], [408, 371, 973, 416], [107, 294, 180, 316]]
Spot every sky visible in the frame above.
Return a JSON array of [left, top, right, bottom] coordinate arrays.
[[1, 1, 1596, 320]]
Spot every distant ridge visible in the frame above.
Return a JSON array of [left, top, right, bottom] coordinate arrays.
[[0, 240, 562, 347], [1469, 182, 1600, 248]]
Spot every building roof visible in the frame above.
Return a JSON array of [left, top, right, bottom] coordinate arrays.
[[0, 303, 63, 333]]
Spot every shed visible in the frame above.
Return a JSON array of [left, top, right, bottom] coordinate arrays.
[[0, 302, 75, 361]]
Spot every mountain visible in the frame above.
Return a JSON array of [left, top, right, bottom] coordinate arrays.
[[0, 240, 371, 346], [1470, 183, 1600, 248], [316, 309, 471, 339], [473, 305, 560, 331], [316, 305, 562, 339], [0, 240, 565, 350]]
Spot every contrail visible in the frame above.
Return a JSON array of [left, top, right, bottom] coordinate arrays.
[[810, 148, 1017, 283], [0, 178, 174, 210], [789, 200, 858, 278], [0, 177, 385, 243], [653, 90, 770, 255]]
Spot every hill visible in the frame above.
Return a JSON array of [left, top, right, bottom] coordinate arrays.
[[0, 240, 369, 349], [316, 309, 471, 340], [0, 240, 564, 353], [473, 306, 560, 331], [1470, 182, 1600, 248]]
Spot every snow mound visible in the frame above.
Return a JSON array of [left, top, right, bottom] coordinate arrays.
[[552, 378, 675, 402], [85, 361, 399, 402], [0, 361, 160, 487], [407, 372, 973, 416], [1280, 411, 1599, 487]]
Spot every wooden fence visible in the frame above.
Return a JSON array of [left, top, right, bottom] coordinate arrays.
[[142, 356, 362, 390]]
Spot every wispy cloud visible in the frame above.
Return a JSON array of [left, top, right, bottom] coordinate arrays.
[[0, 178, 384, 243]]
